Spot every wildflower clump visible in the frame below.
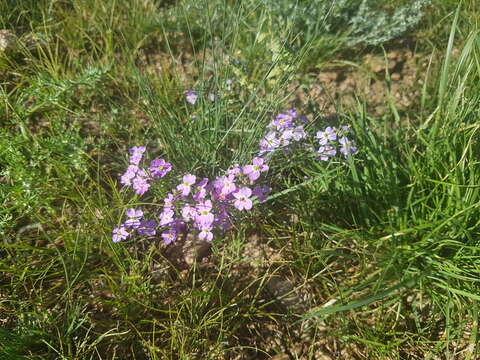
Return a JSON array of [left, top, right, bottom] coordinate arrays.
[[184, 90, 198, 105], [315, 125, 357, 161], [259, 109, 307, 158], [113, 109, 358, 245]]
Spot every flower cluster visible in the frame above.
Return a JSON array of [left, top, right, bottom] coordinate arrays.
[[113, 108, 358, 246], [315, 125, 358, 161], [120, 147, 172, 196], [112, 208, 157, 243], [259, 109, 307, 158], [114, 153, 272, 245]]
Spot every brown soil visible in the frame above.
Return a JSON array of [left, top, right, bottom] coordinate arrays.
[[295, 48, 429, 117]]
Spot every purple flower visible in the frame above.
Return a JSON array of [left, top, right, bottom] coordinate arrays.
[[120, 165, 139, 186], [127, 165, 139, 174], [198, 225, 213, 241], [181, 204, 197, 222], [233, 187, 253, 211], [170, 220, 186, 233], [269, 113, 294, 130], [193, 187, 207, 201], [193, 178, 209, 201], [125, 208, 143, 228], [280, 128, 294, 145], [161, 229, 177, 245], [292, 125, 306, 141], [227, 163, 241, 176], [112, 226, 129, 243], [177, 174, 196, 197], [318, 145, 337, 161], [339, 137, 357, 157], [196, 200, 214, 226], [132, 176, 151, 195], [316, 127, 337, 145], [137, 220, 157, 236], [261, 131, 280, 149], [159, 208, 175, 226], [214, 175, 237, 196], [197, 178, 209, 187], [284, 109, 297, 118], [259, 132, 281, 157], [184, 90, 198, 105], [129, 146, 146, 165], [149, 158, 172, 178], [120, 174, 132, 186], [253, 185, 271, 203], [214, 209, 232, 230], [163, 193, 174, 209], [243, 157, 269, 183]]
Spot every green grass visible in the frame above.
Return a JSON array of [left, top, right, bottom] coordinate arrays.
[[1, 0, 480, 359]]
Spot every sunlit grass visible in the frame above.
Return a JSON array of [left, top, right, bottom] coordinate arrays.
[[1, 0, 479, 359]]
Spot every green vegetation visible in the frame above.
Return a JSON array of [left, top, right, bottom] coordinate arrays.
[[1, 0, 479, 358]]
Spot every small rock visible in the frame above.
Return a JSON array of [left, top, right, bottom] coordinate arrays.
[[364, 54, 385, 73], [388, 59, 397, 71], [391, 73, 401, 81], [0, 29, 16, 53], [387, 51, 399, 60]]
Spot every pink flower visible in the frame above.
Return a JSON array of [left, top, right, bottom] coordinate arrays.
[[243, 157, 269, 183], [181, 204, 197, 222], [159, 209, 175, 226], [316, 127, 336, 145], [112, 226, 129, 242], [233, 187, 253, 211], [177, 174, 196, 196], [198, 225, 213, 241], [292, 125, 306, 141], [125, 208, 143, 228], [196, 200, 214, 226], [137, 220, 156, 236], [129, 146, 146, 165], [339, 137, 357, 157], [149, 158, 172, 178], [193, 187, 207, 201], [193, 178, 209, 201], [259, 131, 280, 156], [269, 112, 294, 130], [120, 165, 139, 186], [161, 230, 176, 245], [214, 175, 236, 196], [120, 174, 133, 186], [227, 163, 241, 176], [163, 193, 174, 209], [318, 145, 336, 161], [184, 90, 198, 105], [132, 176, 150, 195], [280, 128, 294, 146]]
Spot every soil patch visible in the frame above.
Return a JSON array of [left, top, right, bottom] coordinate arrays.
[[295, 48, 429, 117]]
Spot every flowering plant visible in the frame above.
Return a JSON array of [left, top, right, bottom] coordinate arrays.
[[112, 109, 358, 245]]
